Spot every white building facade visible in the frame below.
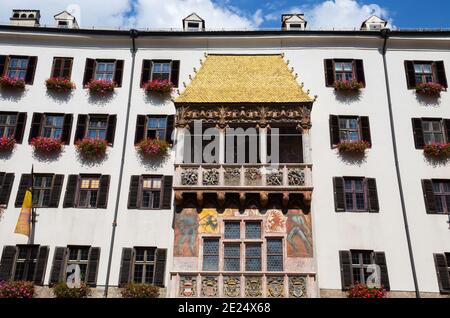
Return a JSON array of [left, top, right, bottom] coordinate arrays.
[[0, 13, 449, 298]]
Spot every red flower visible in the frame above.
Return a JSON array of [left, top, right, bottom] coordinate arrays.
[[143, 80, 174, 95], [423, 143, 450, 158], [45, 77, 76, 92], [0, 136, 16, 152], [334, 80, 363, 91], [348, 283, 387, 299], [0, 76, 26, 89], [75, 138, 108, 160], [31, 137, 63, 154], [337, 140, 370, 154], [136, 138, 169, 158], [85, 79, 116, 95], [415, 82, 444, 96]]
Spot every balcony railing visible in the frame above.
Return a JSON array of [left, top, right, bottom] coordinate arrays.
[[174, 163, 313, 190]]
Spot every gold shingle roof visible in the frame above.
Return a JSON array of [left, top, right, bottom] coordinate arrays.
[[175, 54, 313, 104]]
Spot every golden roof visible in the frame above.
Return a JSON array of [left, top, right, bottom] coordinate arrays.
[[175, 54, 313, 104]]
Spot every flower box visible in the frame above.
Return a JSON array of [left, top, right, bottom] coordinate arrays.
[[348, 283, 388, 298], [0, 76, 26, 90], [52, 282, 91, 298], [45, 77, 76, 92], [423, 143, 450, 158], [0, 136, 16, 153], [143, 80, 174, 96], [31, 137, 63, 154], [415, 82, 444, 97], [85, 79, 116, 95], [337, 140, 370, 154], [334, 80, 363, 92], [0, 281, 35, 298], [120, 283, 160, 298], [136, 138, 169, 158], [75, 138, 108, 160]]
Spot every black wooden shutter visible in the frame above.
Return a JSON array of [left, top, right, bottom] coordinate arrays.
[[33, 246, 49, 285], [333, 177, 345, 212], [0, 173, 15, 207], [374, 252, 390, 291], [106, 115, 117, 146], [339, 250, 353, 290], [412, 118, 425, 149], [119, 248, 134, 286], [63, 175, 79, 208], [83, 58, 95, 85], [61, 114, 73, 145], [128, 176, 140, 209], [404, 60, 416, 89], [161, 176, 173, 209], [25, 56, 37, 85], [444, 119, 450, 142], [434, 254, 450, 293], [359, 117, 372, 147], [324, 59, 335, 87], [134, 115, 146, 145], [97, 175, 110, 209], [15, 174, 31, 208], [0, 246, 18, 281], [0, 55, 7, 76], [329, 115, 340, 147], [114, 60, 124, 87], [171, 60, 180, 87], [49, 247, 68, 285], [435, 61, 448, 88], [14, 112, 27, 144], [74, 114, 88, 142], [49, 174, 64, 208], [86, 247, 101, 287], [165, 115, 175, 144], [366, 178, 380, 213], [154, 249, 167, 287], [355, 59, 366, 87], [28, 113, 43, 143], [422, 179, 437, 214], [140, 60, 152, 87]]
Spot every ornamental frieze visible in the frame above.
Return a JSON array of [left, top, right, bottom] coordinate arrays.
[[223, 276, 241, 297], [201, 276, 219, 297], [175, 105, 312, 129], [245, 276, 263, 297], [289, 276, 307, 298], [179, 276, 197, 297], [267, 276, 285, 298]]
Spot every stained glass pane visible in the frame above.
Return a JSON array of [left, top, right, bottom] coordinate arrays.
[[224, 222, 240, 239], [203, 239, 219, 271], [245, 222, 261, 239], [267, 256, 283, 272]]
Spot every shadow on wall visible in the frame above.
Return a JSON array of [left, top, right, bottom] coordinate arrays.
[[333, 90, 362, 105], [136, 151, 171, 170], [424, 155, 449, 168], [76, 152, 109, 167], [32, 149, 64, 163], [45, 90, 75, 104], [337, 151, 368, 167], [0, 88, 26, 102], [415, 92, 442, 107], [144, 91, 174, 107], [87, 91, 116, 106]]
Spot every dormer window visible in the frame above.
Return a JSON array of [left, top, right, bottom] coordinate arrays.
[[58, 21, 68, 28], [187, 22, 200, 31], [289, 24, 303, 29], [183, 13, 205, 31]]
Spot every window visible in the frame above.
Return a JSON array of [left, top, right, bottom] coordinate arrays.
[[0, 113, 17, 138], [133, 247, 156, 284], [351, 250, 374, 284], [67, 246, 90, 283], [78, 177, 100, 208], [245, 244, 262, 271], [267, 239, 283, 272], [339, 117, 360, 142], [146, 117, 167, 140], [414, 62, 434, 84], [224, 222, 240, 239], [140, 177, 162, 209], [422, 120, 445, 145], [58, 21, 68, 28], [151, 62, 171, 81], [187, 22, 200, 31], [335, 61, 354, 81], [224, 244, 240, 271], [344, 178, 367, 212], [33, 175, 54, 208], [433, 181, 450, 214], [13, 246, 39, 281], [6, 57, 28, 80], [203, 239, 219, 271], [41, 115, 64, 139], [268, 127, 303, 163], [245, 222, 261, 239], [94, 61, 115, 81], [87, 116, 108, 139], [51, 57, 73, 79]]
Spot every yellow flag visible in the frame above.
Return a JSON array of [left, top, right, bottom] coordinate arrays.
[[14, 188, 32, 237]]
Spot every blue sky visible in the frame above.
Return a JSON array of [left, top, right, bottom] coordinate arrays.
[[1, 0, 449, 29]]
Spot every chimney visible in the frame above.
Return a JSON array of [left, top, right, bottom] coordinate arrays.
[[183, 13, 205, 31], [10, 9, 40, 27], [282, 13, 307, 31], [54, 11, 79, 29]]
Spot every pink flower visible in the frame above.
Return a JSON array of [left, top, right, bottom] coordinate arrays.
[[143, 80, 174, 95], [85, 79, 116, 95]]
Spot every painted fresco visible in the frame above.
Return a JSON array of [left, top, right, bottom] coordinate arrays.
[[198, 208, 219, 234], [286, 209, 313, 257], [265, 209, 286, 233], [174, 208, 199, 257]]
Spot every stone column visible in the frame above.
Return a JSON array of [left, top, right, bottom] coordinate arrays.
[[218, 127, 226, 164], [259, 126, 268, 164], [300, 127, 312, 164], [175, 125, 187, 164]]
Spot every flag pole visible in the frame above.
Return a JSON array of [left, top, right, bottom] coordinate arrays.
[[29, 165, 35, 245]]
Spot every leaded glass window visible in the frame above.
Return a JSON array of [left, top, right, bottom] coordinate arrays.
[[267, 239, 283, 272], [224, 244, 240, 271], [245, 222, 261, 239], [203, 239, 219, 271], [224, 222, 240, 239], [245, 244, 261, 271]]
